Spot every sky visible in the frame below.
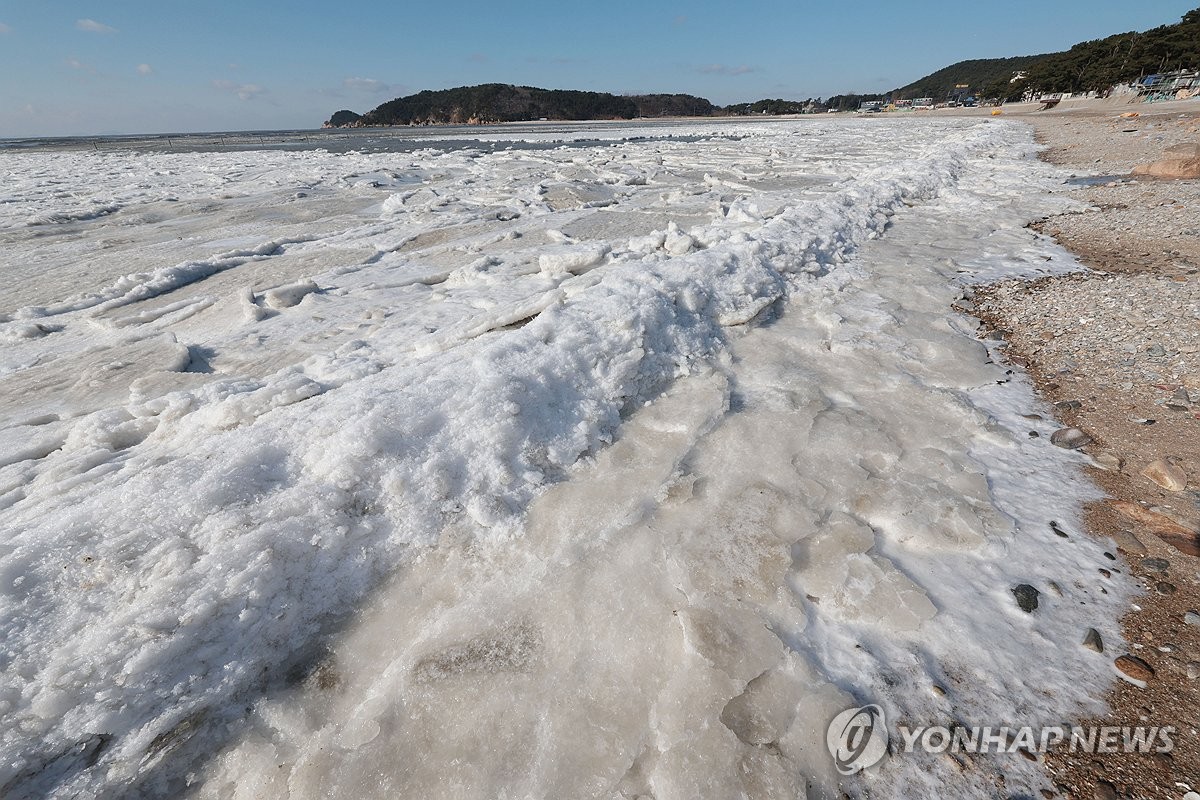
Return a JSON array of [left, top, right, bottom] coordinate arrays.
[[0, 1, 1196, 137]]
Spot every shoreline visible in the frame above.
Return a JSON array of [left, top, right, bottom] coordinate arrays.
[[971, 103, 1200, 798]]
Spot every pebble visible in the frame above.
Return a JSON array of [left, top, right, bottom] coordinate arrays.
[[1083, 628, 1104, 652], [1157, 581, 1177, 595], [1013, 584, 1040, 613], [1140, 557, 1170, 573], [1110, 529, 1147, 555], [1140, 458, 1188, 491], [1115, 654, 1155, 682], [1189, 662, 1200, 680], [1050, 427, 1092, 449], [1093, 452, 1123, 472], [1185, 611, 1200, 625], [1094, 781, 1120, 800]]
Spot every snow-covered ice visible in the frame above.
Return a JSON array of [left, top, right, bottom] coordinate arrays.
[[0, 118, 1130, 798]]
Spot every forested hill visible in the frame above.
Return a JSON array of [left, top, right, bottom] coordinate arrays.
[[1004, 7, 1200, 98], [893, 56, 1052, 100], [323, 8, 1200, 126], [335, 84, 716, 126], [877, 6, 1197, 102]]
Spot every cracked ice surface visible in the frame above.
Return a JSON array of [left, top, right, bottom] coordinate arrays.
[[0, 118, 1128, 798]]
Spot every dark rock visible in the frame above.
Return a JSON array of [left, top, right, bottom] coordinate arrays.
[[1013, 584, 1040, 613], [1140, 557, 1170, 573], [1050, 427, 1092, 449]]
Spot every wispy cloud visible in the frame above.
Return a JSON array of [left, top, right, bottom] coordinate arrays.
[[213, 79, 266, 101], [343, 77, 395, 94], [673, 15, 688, 27], [698, 63, 756, 76], [137, 63, 154, 76], [467, 52, 489, 63], [76, 18, 117, 34], [0, 22, 11, 35], [65, 57, 101, 77]]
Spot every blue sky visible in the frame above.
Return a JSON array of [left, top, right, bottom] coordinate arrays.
[[1, 1, 1196, 137]]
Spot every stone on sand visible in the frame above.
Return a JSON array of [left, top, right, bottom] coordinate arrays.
[[1140, 458, 1187, 491]]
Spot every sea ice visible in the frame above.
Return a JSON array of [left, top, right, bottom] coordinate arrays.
[[0, 118, 1125, 799]]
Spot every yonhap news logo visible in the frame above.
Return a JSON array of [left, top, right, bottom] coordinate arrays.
[[826, 705, 889, 775], [826, 702, 1176, 775]]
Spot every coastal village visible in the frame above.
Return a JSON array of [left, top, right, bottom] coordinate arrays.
[[857, 68, 1200, 113]]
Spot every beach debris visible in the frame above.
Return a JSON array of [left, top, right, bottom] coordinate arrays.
[[1114, 654, 1155, 682], [1012, 584, 1040, 613], [1140, 458, 1187, 491], [1050, 427, 1092, 449], [1083, 628, 1104, 652]]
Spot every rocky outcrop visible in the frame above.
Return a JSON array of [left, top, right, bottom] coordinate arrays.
[[1131, 142, 1200, 179]]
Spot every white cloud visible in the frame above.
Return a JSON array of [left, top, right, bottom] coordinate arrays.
[[137, 63, 153, 76], [76, 18, 117, 34], [213, 79, 266, 101], [343, 77, 391, 93], [698, 63, 756, 76], [0, 22, 11, 34], [67, 57, 85, 70]]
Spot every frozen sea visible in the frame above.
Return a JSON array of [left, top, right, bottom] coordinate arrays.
[[0, 117, 1130, 798]]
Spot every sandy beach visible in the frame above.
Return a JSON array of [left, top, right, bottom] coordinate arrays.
[[967, 98, 1200, 799]]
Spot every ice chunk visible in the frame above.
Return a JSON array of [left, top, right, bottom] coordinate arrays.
[[536, 244, 610, 276], [263, 279, 318, 309]]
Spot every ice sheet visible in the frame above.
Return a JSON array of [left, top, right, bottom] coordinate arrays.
[[0, 118, 1126, 798]]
